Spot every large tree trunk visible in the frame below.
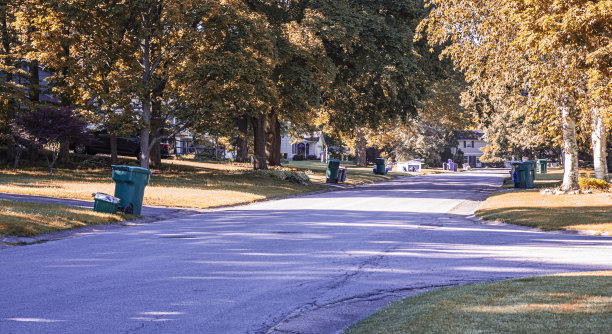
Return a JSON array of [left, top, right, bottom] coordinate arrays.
[[149, 79, 166, 168], [27, 144, 38, 164], [273, 120, 281, 164], [250, 114, 268, 170], [139, 35, 152, 169], [58, 136, 70, 165], [26, 61, 40, 165], [13, 144, 22, 169], [139, 98, 152, 169], [29, 60, 40, 103], [110, 134, 118, 164], [355, 128, 367, 167], [148, 115, 163, 168], [236, 116, 249, 162], [5, 105, 17, 166], [591, 108, 609, 181], [2, 16, 16, 165], [149, 140, 161, 167], [266, 112, 281, 166], [561, 103, 580, 191], [7, 138, 16, 166]]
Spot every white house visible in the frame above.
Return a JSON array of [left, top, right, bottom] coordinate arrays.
[[454, 131, 487, 168], [281, 132, 326, 160]]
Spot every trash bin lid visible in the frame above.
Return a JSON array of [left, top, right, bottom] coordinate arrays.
[[111, 165, 151, 174]]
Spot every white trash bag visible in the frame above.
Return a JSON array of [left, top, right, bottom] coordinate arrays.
[[93, 192, 120, 204]]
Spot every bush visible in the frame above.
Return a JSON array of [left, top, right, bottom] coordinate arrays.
[[579, 177, 610, 191], [292, 155, 304, 161], [245, 169, 311, 185], [306, 155, 318, 160]]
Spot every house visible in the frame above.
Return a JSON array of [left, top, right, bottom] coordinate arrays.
[[281, 132, 326, 160], [12, 63, 58, 106], [454, 131, 487, 168]]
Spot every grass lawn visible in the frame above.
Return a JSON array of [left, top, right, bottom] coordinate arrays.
[[346, 271, 612, 333], [0, 199, 126, 237], [284, 160, 405, 184], [478, 167, 612, 235], [0, 157, 324, 209]]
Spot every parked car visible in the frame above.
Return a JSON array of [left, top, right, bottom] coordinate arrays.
[[72, 132, 171, 158], [159, 141, 172, 158]]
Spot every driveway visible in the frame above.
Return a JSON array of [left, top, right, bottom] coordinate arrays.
[[1, 170, 611, 334]]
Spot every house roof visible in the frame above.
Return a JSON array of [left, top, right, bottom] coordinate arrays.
[[456, 130, 484, 140], [303, 137, 319, 142]]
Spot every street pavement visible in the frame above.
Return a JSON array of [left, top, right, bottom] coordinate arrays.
[[1, 170, 611, 334]]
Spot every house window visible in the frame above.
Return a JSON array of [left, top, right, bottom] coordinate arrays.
[[465, 141, 474, 148], [291, 143, 297, 154]]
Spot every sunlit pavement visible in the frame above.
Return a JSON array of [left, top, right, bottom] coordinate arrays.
[[1, 170, 611, 334]]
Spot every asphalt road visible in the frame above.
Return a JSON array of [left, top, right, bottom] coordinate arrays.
[[1, 170, 611, 334]]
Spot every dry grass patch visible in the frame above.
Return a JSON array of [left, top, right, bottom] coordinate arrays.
[[284, 160, 402, 184], [0, 199, 125, 237], [482, 166, 612, 234], [163, 158, 251, 171], [0, 165, 323, 209], [346, 271, 612, 334], [476, 190, 612, 234]]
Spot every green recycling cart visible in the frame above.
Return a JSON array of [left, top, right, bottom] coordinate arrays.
[[526, 160, 537, 181], [111, 165, 151, 215], [375, 158, 386, 175], [326, 159, 341, 183], [513, 162, 534, 188], [537, 159, 548, 174]]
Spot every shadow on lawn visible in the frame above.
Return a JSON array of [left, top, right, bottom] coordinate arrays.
[[477, 206, 612, 231], [348, 274, 612, 333], [0, 166, 316, 193]]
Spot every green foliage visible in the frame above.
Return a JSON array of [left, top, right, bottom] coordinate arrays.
[[11, 0, 471, 172], [310, 0, 428, 134], [418, 0, 611, 190]]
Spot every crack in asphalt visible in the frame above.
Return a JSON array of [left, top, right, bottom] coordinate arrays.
[[122, 322, 145, 334], [263, 181, 509, 334], [326, 244, 398, 290], [264, 283, 462, 334]]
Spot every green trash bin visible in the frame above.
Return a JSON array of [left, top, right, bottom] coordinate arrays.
[[112, 165, 151, 215], [513, 162, 534, 188], [326, 159, 341, 183], [375, 158, 386, 175], [538, 159, 548, 174], [525, 160, 537, 182]]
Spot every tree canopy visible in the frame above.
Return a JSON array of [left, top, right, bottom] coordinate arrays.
[[418, 0, 611, 189]]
